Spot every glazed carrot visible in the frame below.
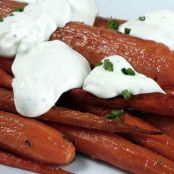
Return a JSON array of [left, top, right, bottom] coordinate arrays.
[[94, 17, 126, 28], [65, 102, 174, 161], [65, 88, 174, 116], [0, 0, 26, 18], [40, 106, 161, 134], [51, 124, 174, 174], [142, 115, 174, 140], [0, 57, 13, 75], [51, 22, 174, 89], [0, 150, 71, 174], [0, 88, 159, 134], [0, 111, 75, 165], [0, 68, 12, 89]]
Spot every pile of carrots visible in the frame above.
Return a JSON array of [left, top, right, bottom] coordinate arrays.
[[1, 1, 174, 174]]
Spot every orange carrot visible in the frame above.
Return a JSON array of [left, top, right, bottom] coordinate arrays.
[[0, 150, 71, 174], [52, 22, 174, 89], [142, 115, 174, 140], [0, 111, 75, 165], [0, 88, 158, 134], [0, 57, 13, 75], [65, 88, 174, 116], [0, 0, 26, 18], [0, 68, 12, 89], [52, 124, 174, 174], [65, 102, 174, 161]]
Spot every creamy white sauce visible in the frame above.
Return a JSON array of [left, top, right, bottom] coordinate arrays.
[[0, 0, 98, 57], [12, 40, 91, 117], [83, 55, 165, 99], [119, 9, 174, 50]]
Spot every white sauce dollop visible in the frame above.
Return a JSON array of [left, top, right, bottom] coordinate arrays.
[[119, 9, 174, 50], [83, 55, 165, 99], [12, 40, 91, 117], [0, 0, 98, 57]]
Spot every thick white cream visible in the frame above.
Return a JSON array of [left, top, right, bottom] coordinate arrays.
[[83, 55, 164, 99], [12, 40, 91, 117], [0, 0, 98, 57], [119, 9, 174, 50]]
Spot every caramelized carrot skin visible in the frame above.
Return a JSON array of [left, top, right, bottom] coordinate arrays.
[[0, 57, 13, 75], [0, 68, 12, 89], [0, 151, 71, 174], [52, 124, 174, 174], [142, 115, 174, 140], [0, 0, 26, 18], [51, 22, 174, 89], [65, 101, 174, 161], [65, 89, 174, 116], [0, 111, 75, 165], [94, 17, 126, 28], [0, 88, 154, 134]]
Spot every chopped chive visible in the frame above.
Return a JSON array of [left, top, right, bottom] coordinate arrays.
[[122, 89, 132, 100], [103, 59, 114, 72], [121, 68, 136, 76], [15, 6, 25, 12], [124, 28, 131, 34], [138, 16, 146, 21], [95, 62, 103, 67], [9, 13, 14, 16], [0, 18, 3, 22], [108, 18, 120, 30], [106, 109, 125, 120]]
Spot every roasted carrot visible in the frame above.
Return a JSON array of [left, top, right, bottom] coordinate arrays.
[[51, 124, 174, 174], [0, 150, 71, 174], [0, 111, 75, 165], [63, 101, 174, 161], [40, 106, 161, 134], [51, 22, 174, 89], [0, 0, 26, 18], [0, 57, 13, 75], [0, 68, 12, 89], [0, 88, 159, 134], [94, 17, 126, 28], [65, 88, 174, 116], [142, 115, 174, 140]]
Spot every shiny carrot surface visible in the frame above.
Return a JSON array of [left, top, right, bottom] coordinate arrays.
[[65, 102, 174, 161], [0, 68, 12, 89], [65, 89, 174, 116], [51, 22, 174, 89], [0, 111, 75, 165], [0, 0, 26, 18], [52, 124, 174, 174], [0, 150, 71, 174], [0, 88, 159, 134]]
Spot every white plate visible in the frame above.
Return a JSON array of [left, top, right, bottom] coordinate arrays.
[[1, 0, 174, 173]]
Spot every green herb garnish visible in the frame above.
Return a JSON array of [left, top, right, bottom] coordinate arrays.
[[121, 68, 136, 76], [138, 16, 146, 21], [9, 13, 14, 16], [0, 18, 3, 22], [124, 28, 131, 34], [108, 18, 120, 30], [106, 109, 125, 120], [103, 59, 114, 72], [122, 89, 132, 100], [15, 6, 25, 12], [95, 62, 103, 67]]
